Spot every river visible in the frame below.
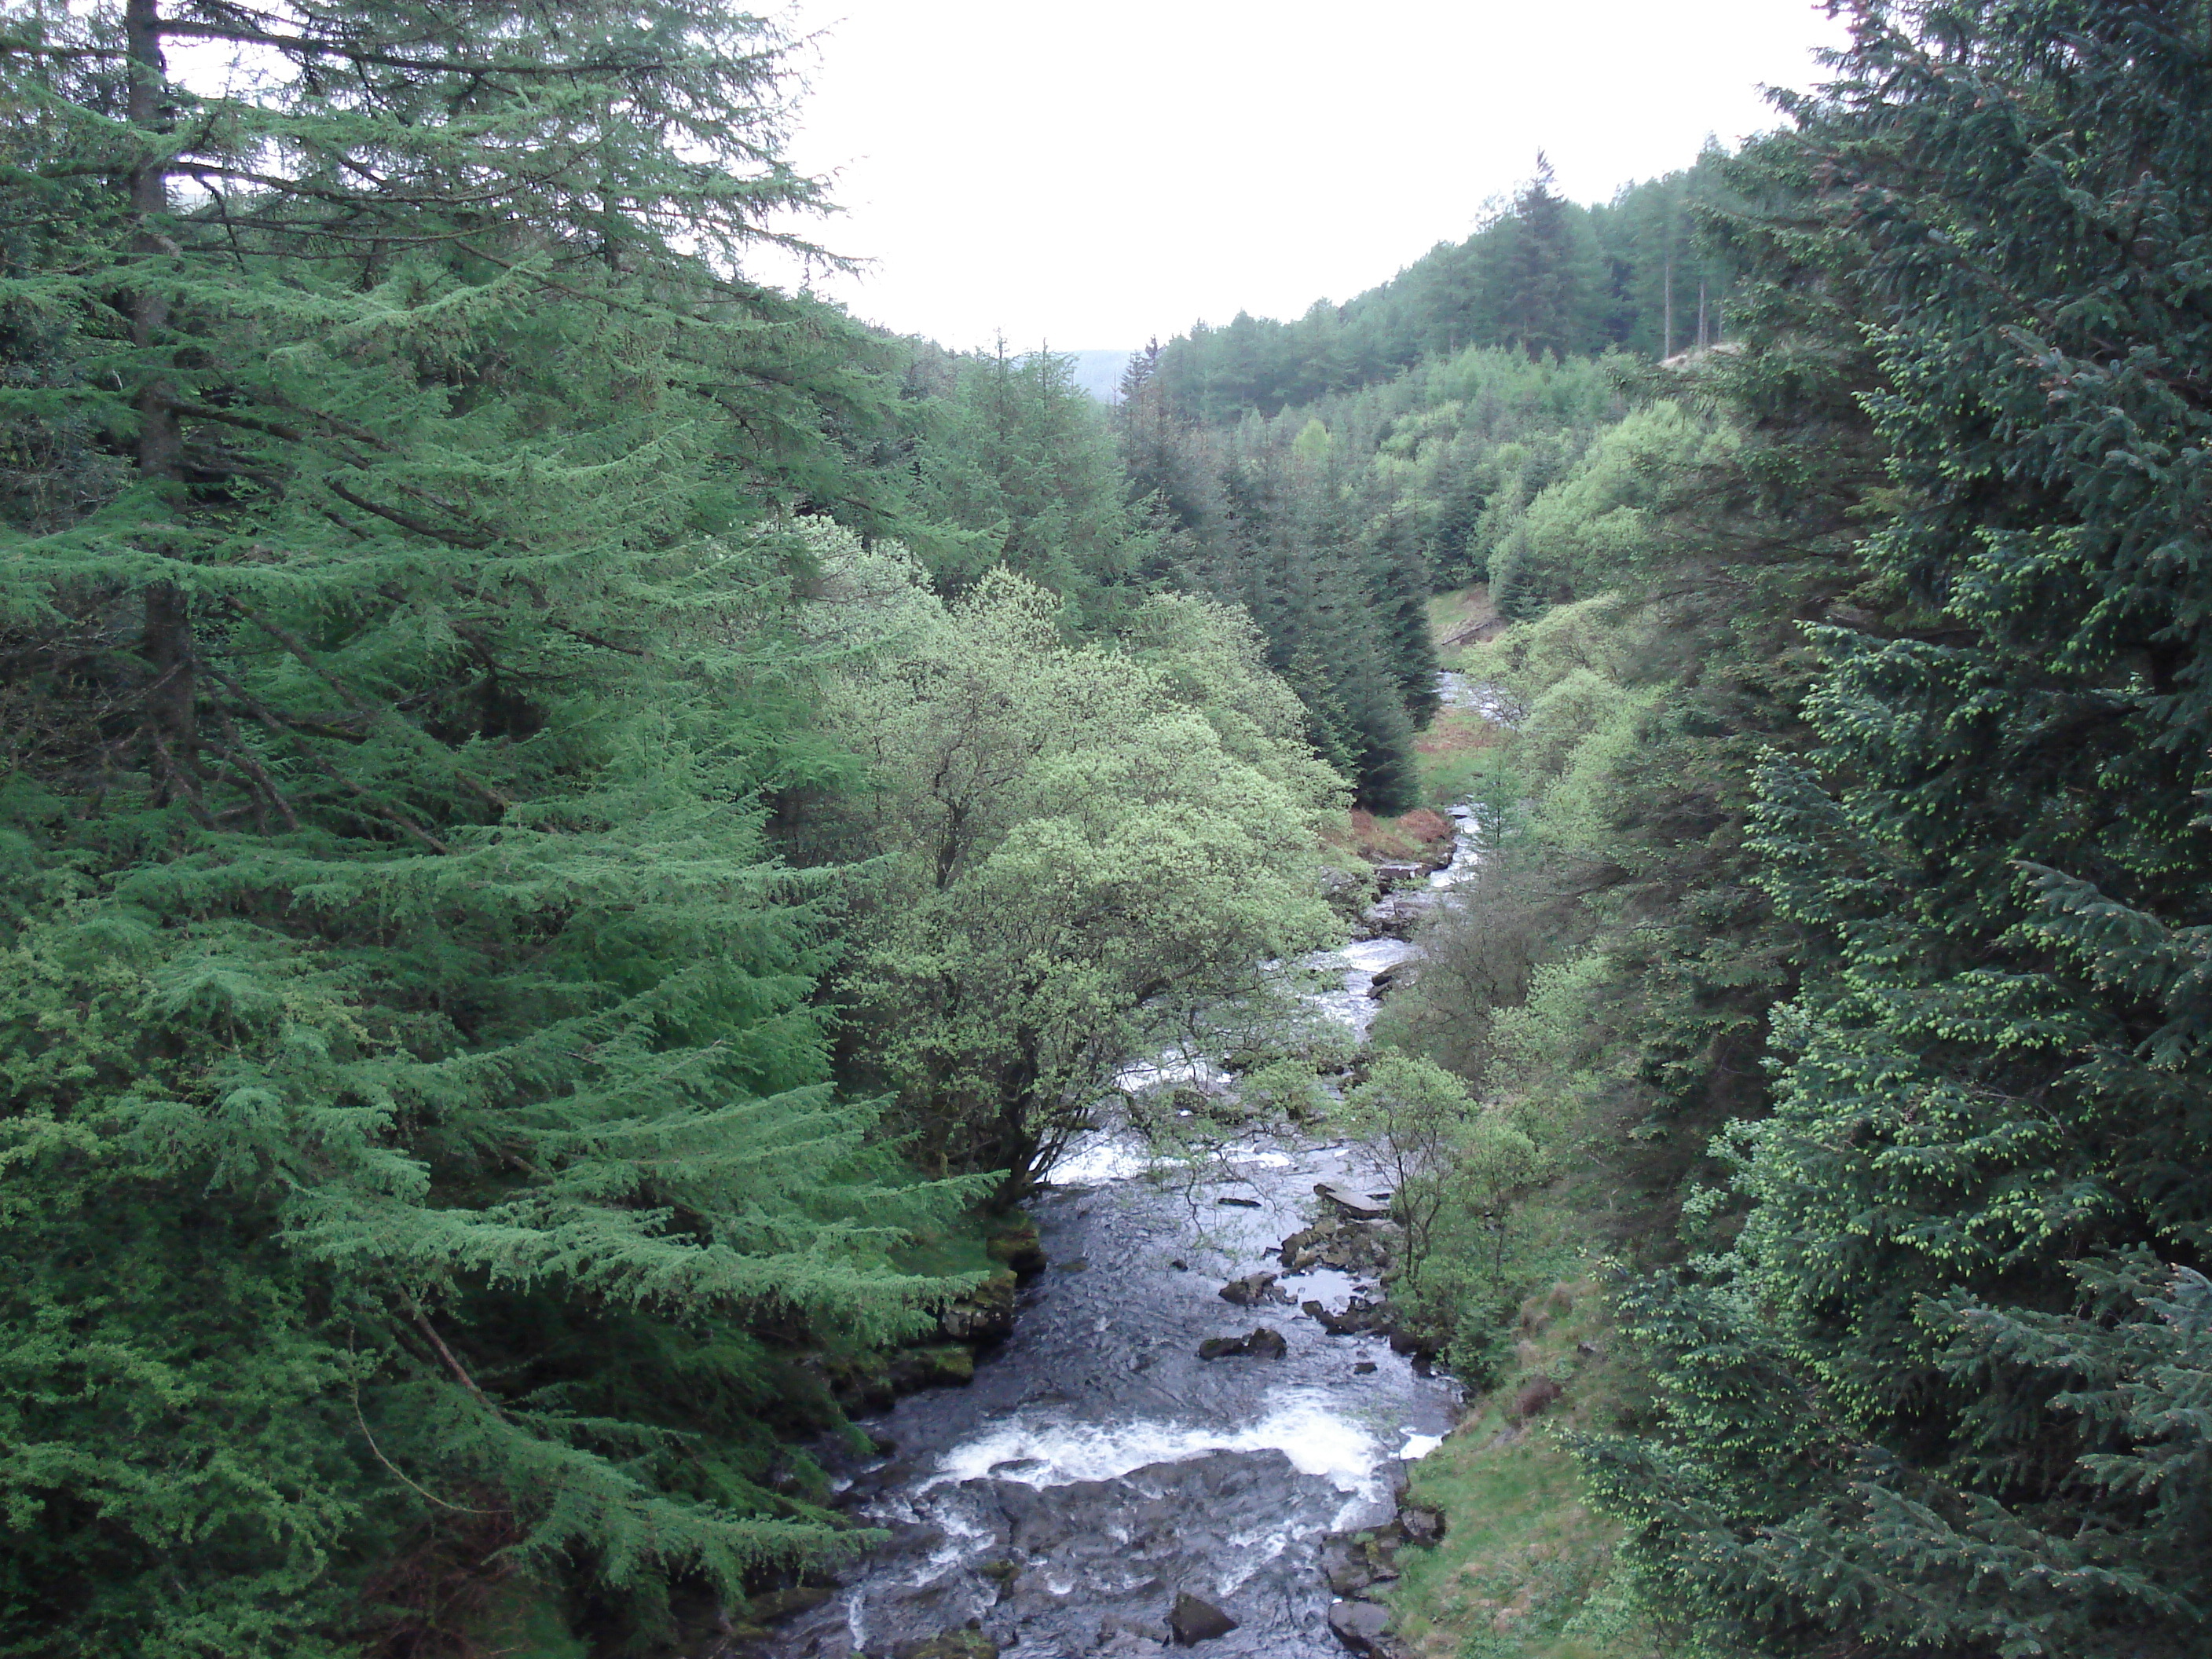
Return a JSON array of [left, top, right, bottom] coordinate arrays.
[[762, 726, 1492, 1659]]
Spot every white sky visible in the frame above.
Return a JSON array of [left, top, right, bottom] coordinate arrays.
[[761, 0, 1851, 353]]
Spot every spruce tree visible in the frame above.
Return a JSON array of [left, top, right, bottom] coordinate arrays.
[[1585, 4, 2212, 1652]]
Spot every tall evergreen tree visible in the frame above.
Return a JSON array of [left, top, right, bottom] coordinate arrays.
[[1486, 154, 1595, 361], [1586, 5, 2212, 1653], [0, 1, 979, 1649], [905, 342, 1141, 620]]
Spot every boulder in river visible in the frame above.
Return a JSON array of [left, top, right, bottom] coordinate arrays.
[[1320, 1536, 1401, 1597], [1218, 1271, 1281, 1307], [1302, 1296, 1386, 1336], [1196, 1326, 1287, 1361], [939, 1268, 1018, 1344], [1168, 1591, 1239, 1644], [1326, 1597, 1395, 1655], [1315, 1181, 1393, 1221]]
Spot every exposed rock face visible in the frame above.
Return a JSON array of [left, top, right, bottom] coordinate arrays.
[[1166, 1591, 1239, 1644], [1196, 1325, 1287, 1361]]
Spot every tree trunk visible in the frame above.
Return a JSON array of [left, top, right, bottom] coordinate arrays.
[[125, 0, 178, 480], [124, 0, 196, 787]]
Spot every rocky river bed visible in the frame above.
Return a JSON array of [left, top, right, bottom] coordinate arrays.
[[750, 795, 1488, 1659]]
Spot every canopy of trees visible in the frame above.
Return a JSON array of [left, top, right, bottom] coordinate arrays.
[[9, 0, 2210, 1652], [0, 2, 1350, 1649]]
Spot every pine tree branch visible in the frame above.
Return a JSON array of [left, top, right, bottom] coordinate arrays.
[[207, 704, 302, 832], [151, 20, 683, 79], [399, 1296, 505, 1416], [148, 732, 214, 826], [202, 663, 452, 854], [351, 1384, 500, 1514], [323, 478, 491, 550], [222, 599, 515, 813]]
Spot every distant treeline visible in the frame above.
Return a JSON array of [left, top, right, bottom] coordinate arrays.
[[1150, 152, 1737, 422]]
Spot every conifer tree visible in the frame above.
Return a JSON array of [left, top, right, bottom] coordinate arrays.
[[1585, 5, 2212, 1652], [1487, 154, 1592, 361], [0, 1, 978, 1648], [905, 341, 1141, 618]]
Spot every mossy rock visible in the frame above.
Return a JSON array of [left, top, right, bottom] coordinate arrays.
[[893, 1628, 998, 1659], [887, 1344, 976, 1391], [939, 1268, 1018, 1343], [985, 1222, 1046, 1278]]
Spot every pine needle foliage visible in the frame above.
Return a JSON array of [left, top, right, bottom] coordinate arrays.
[[0, 2, 983, 1649], [1582, 4, 2212, 1652]]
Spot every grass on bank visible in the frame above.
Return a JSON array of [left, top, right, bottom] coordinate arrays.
[[1374, 591, 1677, 1658], [1428, 585, 1503, 660], [1415, 710, 1506, 810], [1389, 1282, 1661, 1659]]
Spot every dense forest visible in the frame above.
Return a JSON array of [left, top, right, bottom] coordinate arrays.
[[1, 0, 2208, 1657]]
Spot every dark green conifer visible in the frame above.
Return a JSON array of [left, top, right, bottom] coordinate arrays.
[[1586, 5, 2212, 1651], [0, 1, 980, 1647]]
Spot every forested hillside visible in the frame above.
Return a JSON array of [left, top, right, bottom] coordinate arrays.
[[1320, 5, 2212, 1657], [3, 0, 2209, 1655], [1150, 150, 1738, 422]]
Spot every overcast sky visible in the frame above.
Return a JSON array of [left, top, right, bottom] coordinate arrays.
[[759, 0, 1851, 353]]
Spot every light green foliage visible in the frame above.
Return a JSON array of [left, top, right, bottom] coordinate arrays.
[[1346, 1054, 1545, 1330], [1489, 403, 1731, 617], [805, 529, 1342, 1189], [1291, 416, 1335, 467], [1485, 952, 1638, 1137], [1229, 1055, 1333, 1122]]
